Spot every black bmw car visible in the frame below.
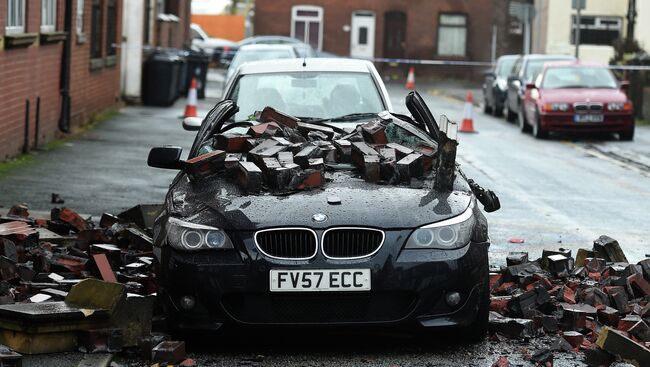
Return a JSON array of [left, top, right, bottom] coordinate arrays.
[[147, 92, 498, 340]]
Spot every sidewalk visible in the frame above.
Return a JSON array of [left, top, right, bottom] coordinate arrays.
[[0, 68, 226, 217], [0, 99, 211, 217]]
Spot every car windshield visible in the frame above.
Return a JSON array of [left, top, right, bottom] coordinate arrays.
[[542, 67, 617, 89], [228, 71, 385, 122], [230, 50, 296, 73], [496, 57, 517, 77], [525, 59, 570, 82]]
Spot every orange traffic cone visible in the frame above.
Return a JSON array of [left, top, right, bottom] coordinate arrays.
[[405, 67, 416, 90], [459, 91, 476, 133], [183, 78, 198, 118]]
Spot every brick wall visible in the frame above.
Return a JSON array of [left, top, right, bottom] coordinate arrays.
[[0, 0, 122, 161], [254, 0, 521, 79], [156, 0, 191, 48]]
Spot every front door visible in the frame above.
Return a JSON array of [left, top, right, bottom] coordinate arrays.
[[383, 11, 406, 59], [350, 11, 375, 59], [291, 5, 323, 51]]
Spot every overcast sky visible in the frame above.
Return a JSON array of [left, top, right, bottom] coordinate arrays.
[[192, 0, 229, 14]]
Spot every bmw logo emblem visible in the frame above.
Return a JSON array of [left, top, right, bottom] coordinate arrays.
[[312, 213, 328, 222]]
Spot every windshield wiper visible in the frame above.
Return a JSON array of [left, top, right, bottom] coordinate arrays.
[[329, 112, 379, 122], [295, 117, 347, 134]]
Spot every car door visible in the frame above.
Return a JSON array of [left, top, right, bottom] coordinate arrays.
[[507, 58, 523, 111], [483, 60, 499, 107]]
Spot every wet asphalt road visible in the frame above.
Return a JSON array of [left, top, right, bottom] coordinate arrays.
[[2, 69, 649, 366], [384, 84, 650, 265]]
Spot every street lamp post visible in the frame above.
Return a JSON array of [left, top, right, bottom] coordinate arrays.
[[573, 0, 586, 59]]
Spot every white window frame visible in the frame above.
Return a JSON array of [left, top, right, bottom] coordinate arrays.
[[437, 13, 467, 57], [41, 0, 57, 33], [75, 0, 84, 35], [290, 5, 323, 51], [6, 0, 26, 35]]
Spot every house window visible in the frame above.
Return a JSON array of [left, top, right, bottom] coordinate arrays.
[[571, 15, 622, 45], [358, 26, 368, 45], [105, 0, 116, 55], [437, 13, 467, 56], [6, 0, 26, 34], [90, 0, 102, 58], [41, 0, 57, 32], [291, 5, 323, 51], [76, 0, 84, 35], [157, 0, 165, 14]]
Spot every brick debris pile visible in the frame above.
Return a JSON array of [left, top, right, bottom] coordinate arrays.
[[188, 107, 438, 193], [489, 235, 650, 366], [0, 204, 194, 366]]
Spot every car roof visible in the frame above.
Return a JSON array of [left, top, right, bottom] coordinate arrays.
[[521, 54, 576, 61], [235, 58, 377, 75], [238, 44, 298, 52], [498, 54, 520, 60], [239, 35, 301, 45]]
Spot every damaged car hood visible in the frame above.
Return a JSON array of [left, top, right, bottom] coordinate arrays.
[[168, 173, 473, 231]]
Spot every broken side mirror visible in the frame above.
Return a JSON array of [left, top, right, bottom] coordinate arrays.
[[182, 117, 203, 131], [148, 146, 184, 170]]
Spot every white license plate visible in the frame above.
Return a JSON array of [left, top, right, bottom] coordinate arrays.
[[574, 114, 603, 123], [270, 269, 371, 292]]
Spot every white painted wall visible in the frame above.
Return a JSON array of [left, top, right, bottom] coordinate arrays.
[[635, 0, 650, 52], [120, 0, 145, 100], [535, 0, 627, 63], [192, 0, 228, 15]]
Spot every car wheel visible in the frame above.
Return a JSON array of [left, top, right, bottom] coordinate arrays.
[[532, 112, 548, 139], [620, 125, 635, 141], [518, 108, 531, 133], [483, 96, 493, 114], [492, 103, 503, 117], [506, 105, 517, 122]]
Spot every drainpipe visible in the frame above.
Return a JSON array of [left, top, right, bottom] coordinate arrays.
[[58, 0, 73, 133]]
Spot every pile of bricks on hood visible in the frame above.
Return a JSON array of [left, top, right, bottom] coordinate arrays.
[[187, 107, 437, 193], [0, 204, 195, 366], [489, 235, 650, 366]]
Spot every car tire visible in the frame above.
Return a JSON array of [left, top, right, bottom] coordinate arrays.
[[518, 108, 531, 133], [532, 112, 548, 139], [483, 102, 493, 114], [506, 105, 517, 122], [492, 103, 503, 117], [620, 125, 635, 141]]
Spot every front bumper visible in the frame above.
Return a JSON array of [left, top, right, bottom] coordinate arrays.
[[156, 231, 489, 331], [539, 113, 633, 133]]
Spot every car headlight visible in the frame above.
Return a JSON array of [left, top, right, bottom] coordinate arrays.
[[166, 217, 233, 251], [542, 103, 570, 112], [405, 201, 475, 249], [607, 102, 632, 112]]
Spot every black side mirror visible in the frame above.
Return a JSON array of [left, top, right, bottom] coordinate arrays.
[[148, 146, 184, 169], [484, 71, 496, 78], [619, 80, 630, 91]]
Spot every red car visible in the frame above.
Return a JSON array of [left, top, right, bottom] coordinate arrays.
[[520, 63, 634, 140]]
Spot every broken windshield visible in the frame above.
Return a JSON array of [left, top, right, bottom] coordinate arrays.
[[229, 72, 386, 122]]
